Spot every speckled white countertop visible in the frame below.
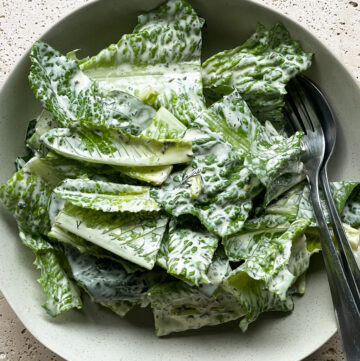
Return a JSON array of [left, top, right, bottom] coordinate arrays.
[[0, 1, 359, 360]]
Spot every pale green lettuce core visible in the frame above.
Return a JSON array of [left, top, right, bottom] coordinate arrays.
[[54, 178, 159, 212], [80, 0, 206, 126]]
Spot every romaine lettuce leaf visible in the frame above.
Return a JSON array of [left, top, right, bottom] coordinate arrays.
[[54, 178, 159, 212], [29, 41, 158, 135], [63, 245, 159, 302], [0, 159, 54, 235], [48, 224, 142, 273], [19, 231, 82, 316], [224, 272, 293, 332], [222, 219, 318, 331], [202, 23, 312, 128], [116, 107, 187, 184], [158, 217, 218, 286], [195, 91, 304, 204], [223, 219, 309, 299], [146, 281, 245, 336], [80, 0, 206, 125], [151, 127, 263, 237], [53, 203, 168, 269], [41, 126, 193, 167]]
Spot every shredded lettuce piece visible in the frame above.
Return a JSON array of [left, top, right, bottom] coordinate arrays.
[[146, 281, 245, 336], [80, 0, 206, 125], [19, 231, 82, 316], [158, 217, 218, 286], [202, 23, 312, 128], [54, 178, 159, 213], [53, 203, 168, 269], [41, 126, 193, 167]]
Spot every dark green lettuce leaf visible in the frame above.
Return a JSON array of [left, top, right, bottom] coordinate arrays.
[[19, 231, 82, 317], [195, 91, 304, 203], [202, 23, 312, 129], [157, 216, 218, 286], [151, 126, 263, 237]]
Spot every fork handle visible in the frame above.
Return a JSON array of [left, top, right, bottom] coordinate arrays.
[[320, 166, 360, 310], [308, 174, 360, 361]]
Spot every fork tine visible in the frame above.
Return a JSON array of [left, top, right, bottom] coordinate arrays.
[[284, 87, 306, 134], [289, 78, 323, 135]]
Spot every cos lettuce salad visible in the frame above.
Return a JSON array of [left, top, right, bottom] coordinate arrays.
[[1, 0, 360, 336]]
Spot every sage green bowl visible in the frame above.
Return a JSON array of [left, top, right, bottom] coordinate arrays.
[[1, 1, 359, 360]]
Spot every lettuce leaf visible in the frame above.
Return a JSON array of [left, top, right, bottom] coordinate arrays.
[[224, 272, 293, 332], [195, 91, 304, 203], [63, 245, 159, 302], [0, 159, 54, 235], [146, 281, 245, 336], [224, 219, 309, 298], [53, 203, 168, 269], [48, 224, 142, 273], [151, 127, 263, 237], [19, 231, 82, 316], [41, 126, 193, 167], [29, 41, 156, 133], [54, 178, 159, 212], [157, 216, 218, 286], [80, 0, 206, 125], [202, 23, 312, 128], [117, 107, 187, 184]]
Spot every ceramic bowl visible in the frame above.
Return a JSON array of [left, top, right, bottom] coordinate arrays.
[[1, 1, 360, 360]]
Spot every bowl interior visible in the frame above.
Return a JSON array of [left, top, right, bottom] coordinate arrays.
[[1, 1, 359, 360]]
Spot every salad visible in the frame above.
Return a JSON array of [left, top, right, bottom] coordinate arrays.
[[1, 0, 360, 337]]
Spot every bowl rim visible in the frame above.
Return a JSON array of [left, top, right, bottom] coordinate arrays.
[[2, 0, 358, 359]]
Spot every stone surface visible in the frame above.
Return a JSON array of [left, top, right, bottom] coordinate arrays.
[[0, 0, 359, 360]]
